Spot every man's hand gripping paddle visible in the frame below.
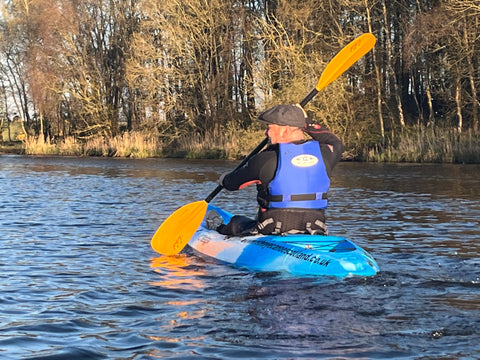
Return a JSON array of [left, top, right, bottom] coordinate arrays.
[[151, 33, 376, 255]]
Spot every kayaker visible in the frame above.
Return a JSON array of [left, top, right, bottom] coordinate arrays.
[[206, 104, 344, 236]]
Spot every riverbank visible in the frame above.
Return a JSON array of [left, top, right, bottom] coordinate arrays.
[[364, 126, 480, 163], [0, 142, 23, 155], [2, 125, 479, 163]]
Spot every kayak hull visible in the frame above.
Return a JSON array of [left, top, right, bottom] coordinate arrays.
[[188, 205, 379, 277]]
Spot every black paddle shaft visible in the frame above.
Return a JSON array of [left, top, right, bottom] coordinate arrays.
[[204, 137, 269, 203], [299, 89, 319, 108]]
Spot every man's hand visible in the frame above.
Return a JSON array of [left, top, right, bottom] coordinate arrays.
[[218, 171, 229, 186]]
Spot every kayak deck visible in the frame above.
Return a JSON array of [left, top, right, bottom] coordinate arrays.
[[188, 205, 379, 277]]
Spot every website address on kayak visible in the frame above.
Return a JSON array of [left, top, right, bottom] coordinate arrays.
[[252, 239, 331, 267]]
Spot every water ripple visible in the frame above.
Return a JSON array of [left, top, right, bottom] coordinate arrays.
[[0, 156, 479, 359]]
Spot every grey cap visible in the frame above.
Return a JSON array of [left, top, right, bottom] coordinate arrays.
[[258, 104, 306, 128]]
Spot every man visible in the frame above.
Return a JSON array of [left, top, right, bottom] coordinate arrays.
[[207, 104, 344, 236]]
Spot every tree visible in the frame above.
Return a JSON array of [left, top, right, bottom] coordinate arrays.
[[1, 0, 479, 155], [405, 0, 480, 134], [128, 0, 265, 137], [443, 0, 479, 133], [0, 0, 31, 137], [57, 0, 138, 138]]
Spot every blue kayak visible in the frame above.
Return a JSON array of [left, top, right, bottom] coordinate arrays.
[[187, 205, 379, 277]]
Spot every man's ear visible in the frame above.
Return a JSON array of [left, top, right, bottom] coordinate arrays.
[[279, 126, 290, 137]]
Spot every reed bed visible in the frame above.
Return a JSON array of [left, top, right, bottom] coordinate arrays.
[[23, 132, 162, 158], [22, 127, 265, 159], [18, 125, 480, 163], [170, 126, 264, 160], [24, 136, 59, 155], [83, 132, 162, 158], [365, 126, 480, 163]]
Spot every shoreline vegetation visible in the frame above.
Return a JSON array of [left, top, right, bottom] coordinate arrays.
[[2, 2, 480, 165], [2, 124, 479, 164]]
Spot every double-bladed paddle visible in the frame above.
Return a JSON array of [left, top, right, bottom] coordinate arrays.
[[151, 33, 376, 255]]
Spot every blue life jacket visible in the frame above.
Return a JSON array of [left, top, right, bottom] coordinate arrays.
[[268, 141, 329, 209]]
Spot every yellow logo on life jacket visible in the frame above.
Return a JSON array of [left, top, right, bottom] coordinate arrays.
[[291, 154, 319, 167]]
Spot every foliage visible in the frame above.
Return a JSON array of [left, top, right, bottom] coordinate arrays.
[[0, 0, 479, 162]]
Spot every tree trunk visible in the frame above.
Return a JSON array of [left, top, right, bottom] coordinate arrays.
[[410, 69, 423, 125], [425, 68, 434, 126], [455, 74, 463, 133], [382, 0, 405, 129], [365, 0, 384, 142], [465, 18, 479, 134]]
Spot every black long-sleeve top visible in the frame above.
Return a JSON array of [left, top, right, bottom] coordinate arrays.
[[222, 124, 344, 191]]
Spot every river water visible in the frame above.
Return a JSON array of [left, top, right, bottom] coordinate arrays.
[[0, 155, 479, 359]]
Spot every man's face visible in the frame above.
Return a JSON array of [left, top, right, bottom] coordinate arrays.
[[265, 124, 283, 144]]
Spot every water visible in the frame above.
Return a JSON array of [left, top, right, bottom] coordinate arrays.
[[0, 155, 479, 359]]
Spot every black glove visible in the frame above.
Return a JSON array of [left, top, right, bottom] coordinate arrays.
[[218, 171, 229, 186]]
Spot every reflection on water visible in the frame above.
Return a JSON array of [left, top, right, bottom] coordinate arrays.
[[0, 155, 479, 359], [150, 255, 206, 290]]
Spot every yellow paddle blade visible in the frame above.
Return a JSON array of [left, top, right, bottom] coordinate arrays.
[[151, 200, 208, 255], [316, 33, 376, 92]]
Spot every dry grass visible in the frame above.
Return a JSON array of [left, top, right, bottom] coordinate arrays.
[[24, 136, 59, 155], [18, 126, 480, 163], [24, 131, 162, 158], [365, 126, 480, 163], [58, 137, 83, 156], [172, 125, 265, 159], [84, 132, 162, 158]]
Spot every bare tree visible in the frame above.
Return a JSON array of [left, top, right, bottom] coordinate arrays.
[[0, 0, 32, 137], [443, 0, 479, 133], [2, 0, 479, 154]]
